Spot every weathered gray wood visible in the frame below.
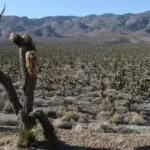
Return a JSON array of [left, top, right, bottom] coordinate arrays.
[[0, 71, 22, 115], [0, 4, 58, 147], [29, 109, 57, 142], [0, 32, 58, 147], [10, 33, 36, 81], [10, 33, 37, 115]]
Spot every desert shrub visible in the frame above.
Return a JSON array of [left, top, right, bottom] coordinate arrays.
[[18, 127, 36, 147], [3, 101, 14, 114], [74, 124, 83, 132], [111, 113, 122, 124], [57, 105, 66, 118], [88, 123, 103, 132], [117, 126, 139, 134], [61, 111, 80, 122], [129, 112, 146, 125], [101, 125, 139, 133], [78, 114, 89, 123], [100, 125, 117, 133], [53, 118, 73, 129]]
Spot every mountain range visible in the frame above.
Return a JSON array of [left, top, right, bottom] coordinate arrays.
[[1, 11, 150, 43]]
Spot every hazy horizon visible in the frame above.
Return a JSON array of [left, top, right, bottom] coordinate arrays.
[[0, 0, 150, 19]]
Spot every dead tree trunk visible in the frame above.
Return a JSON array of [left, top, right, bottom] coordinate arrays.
[[10, 33, 37, 122], [0, 33, 57, 147], [0, 5, 57, 147]]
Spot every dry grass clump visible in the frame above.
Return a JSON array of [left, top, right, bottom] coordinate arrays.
[[57, 105, 66, 118], [73, 124, 83, 132], [53, 118, 73, 129], [129, 112, 146, 125], [61, 111, 80, 122], [78, 114, 89, 123], [111, 113, 122, 124], [3, 101, 13, 114], [53, 111, 80, 129], [88, 123, 103, 133]]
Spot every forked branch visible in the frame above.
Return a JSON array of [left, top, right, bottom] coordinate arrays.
[[29, 109, 57, 142]]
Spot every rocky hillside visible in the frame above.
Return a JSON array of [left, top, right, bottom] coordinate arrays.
[[1, 11, 150, 42]]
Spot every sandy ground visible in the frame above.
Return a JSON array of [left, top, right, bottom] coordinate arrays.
[[0, 128, 150, 150], [57, 129, 150, 150]]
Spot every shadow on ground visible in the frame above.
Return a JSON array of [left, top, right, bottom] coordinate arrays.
[[135, 146, 150, 150], [0, 126, 17, 133], [59, 144, 115, 150], [33, 140, 116, 150]]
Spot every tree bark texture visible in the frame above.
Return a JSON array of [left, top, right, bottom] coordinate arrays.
[[10, 33, 36, 115]]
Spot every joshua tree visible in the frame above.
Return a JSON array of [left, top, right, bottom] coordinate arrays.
[[0, 7, 58, 148]]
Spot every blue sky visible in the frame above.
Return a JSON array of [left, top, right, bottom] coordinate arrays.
[[0, 0, 150, 18]]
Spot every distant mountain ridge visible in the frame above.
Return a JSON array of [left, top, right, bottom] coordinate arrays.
[[1, 11, 150, 43]]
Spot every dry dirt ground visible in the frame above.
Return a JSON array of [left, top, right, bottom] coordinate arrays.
[[0, 127, 150, 150]]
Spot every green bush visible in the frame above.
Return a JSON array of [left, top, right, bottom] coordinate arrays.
[[111, 113, 122, 124], [19, 127, 36, 147]]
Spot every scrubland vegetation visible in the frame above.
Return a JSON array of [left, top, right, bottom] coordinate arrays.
[[1, 43, 150, 127], [1, 42, 150, 149]]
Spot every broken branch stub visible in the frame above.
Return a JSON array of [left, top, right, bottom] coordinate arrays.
[[29, 109, 57, 142], [10, 33, 36, 81], [10, 33, 36, 50]]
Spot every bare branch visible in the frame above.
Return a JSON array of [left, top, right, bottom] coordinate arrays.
[[0, 71, 22, 115], [29, 109, 57, 143], [10, 33, 24, 48], [22, 34, 36, 51], [0, 4, 6, 18]]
